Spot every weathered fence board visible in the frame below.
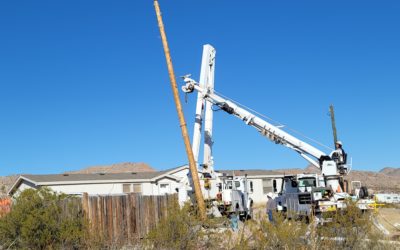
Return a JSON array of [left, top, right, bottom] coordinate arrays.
[[80, 193, 177, 245]]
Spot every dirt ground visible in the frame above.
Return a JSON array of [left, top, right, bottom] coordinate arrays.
[[376, 207, 400, 240]]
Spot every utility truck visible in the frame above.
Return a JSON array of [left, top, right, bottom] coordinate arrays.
[[183, 44, 352, 221], [184, 45, 252, 220]]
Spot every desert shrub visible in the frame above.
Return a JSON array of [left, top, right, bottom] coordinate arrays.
[[0, 188, 89, 249], [229, 203, 392, 250], [144, 200, 202, 250], [144, 200, 230, 250], [314, 201, 388, 249], [240, 211, 308, 249]]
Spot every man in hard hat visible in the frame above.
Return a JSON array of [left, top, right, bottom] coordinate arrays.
[[330, 140, 347, 165], [266, 192, 276, 223]]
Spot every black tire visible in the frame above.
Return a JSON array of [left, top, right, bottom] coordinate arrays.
[[359, 186, 369, 199]]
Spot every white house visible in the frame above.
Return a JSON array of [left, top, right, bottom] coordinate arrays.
[[8, 165, 284, 205], [8, 165, 189, 197]]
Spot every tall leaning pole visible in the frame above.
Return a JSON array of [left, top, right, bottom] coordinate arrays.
[[153, 0, 206, 220]]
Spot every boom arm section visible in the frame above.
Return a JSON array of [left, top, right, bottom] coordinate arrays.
[[182, 77, 330, 170]]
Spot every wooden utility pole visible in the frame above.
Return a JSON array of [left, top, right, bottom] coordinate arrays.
[[153, 0, 206, 220], [329, 104, 338, 146]]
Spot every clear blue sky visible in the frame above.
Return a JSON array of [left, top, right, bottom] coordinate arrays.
[[1, 1, 399, 176]]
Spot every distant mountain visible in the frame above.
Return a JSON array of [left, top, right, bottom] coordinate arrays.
[[65, 162, 156, 174], [274, 165, 400, 193], [274, 165, 320, 175], [379, 167, 400, 176]]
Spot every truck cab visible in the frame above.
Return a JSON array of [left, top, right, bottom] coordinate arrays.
[[276, 173, 341, 221]]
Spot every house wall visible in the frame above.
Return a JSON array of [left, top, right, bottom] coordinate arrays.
[[170, 168, 189, 179], [148, 178, 181, 196], [247, 177, 283, 204], [49, 179, 182, 196], [49, 183, 123, 195], [17, 180, 37, 194], [13, 176, 184, 197], [248, 178, 266, 203]]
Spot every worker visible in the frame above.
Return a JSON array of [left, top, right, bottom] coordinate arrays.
[[266, 192, 276, 223], [330, 140, 347, 164], [229, 212, 239, 232]]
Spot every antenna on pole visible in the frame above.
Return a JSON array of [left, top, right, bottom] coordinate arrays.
[[329, 104, 338, 146]]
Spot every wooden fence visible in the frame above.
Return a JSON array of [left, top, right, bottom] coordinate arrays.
[[81, 193, 177, 245], [1, 193, 176, 244]]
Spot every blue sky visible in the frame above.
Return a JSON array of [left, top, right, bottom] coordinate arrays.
[[1, 1, 399, 176]]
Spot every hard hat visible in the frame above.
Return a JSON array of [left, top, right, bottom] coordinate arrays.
[[267, 192, 273, 198], [336, 141, 343, 146]]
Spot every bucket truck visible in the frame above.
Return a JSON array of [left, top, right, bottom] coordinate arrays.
[[182, 44, 352, 221], [185, 45, 252, 220]]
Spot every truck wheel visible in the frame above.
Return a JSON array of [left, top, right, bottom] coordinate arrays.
[[240, 212, 251, 221], [359, 186, 369, 199]]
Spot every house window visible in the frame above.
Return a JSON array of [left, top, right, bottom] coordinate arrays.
[[249, 181, 254, 193], [123, 184, 131, 193], [262, 178, 273, 194], [123, 184, 142, 193], [133, 184, 142, 193], [159, 183, 170, 195]]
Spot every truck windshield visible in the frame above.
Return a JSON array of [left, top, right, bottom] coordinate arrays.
[[225, 181, 232, 189], [298, 178, 316, 187]]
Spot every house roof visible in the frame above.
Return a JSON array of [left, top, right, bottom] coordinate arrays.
[[21, 172, 165, 183], [7, 168, 184, 196]]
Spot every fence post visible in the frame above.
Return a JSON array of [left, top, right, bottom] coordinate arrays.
[[82, 192, 89, 218]]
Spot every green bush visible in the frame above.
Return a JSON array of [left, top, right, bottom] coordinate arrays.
[[145, 201, 202, 249], [0, 188, 89, 249], [314, 201, 389, 249], [246, 211, 308, 249], [144, 201, 229, 250], [144, 201, 391, 250]]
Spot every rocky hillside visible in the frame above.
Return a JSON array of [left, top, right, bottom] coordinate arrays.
[[0, 175, 19, 197], [379, 167, 400, 176], [344, 170, 400, 193]]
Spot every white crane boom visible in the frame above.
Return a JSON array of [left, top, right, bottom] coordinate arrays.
[[191, 44, 216, 173], [183, 77, 339, 172]]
